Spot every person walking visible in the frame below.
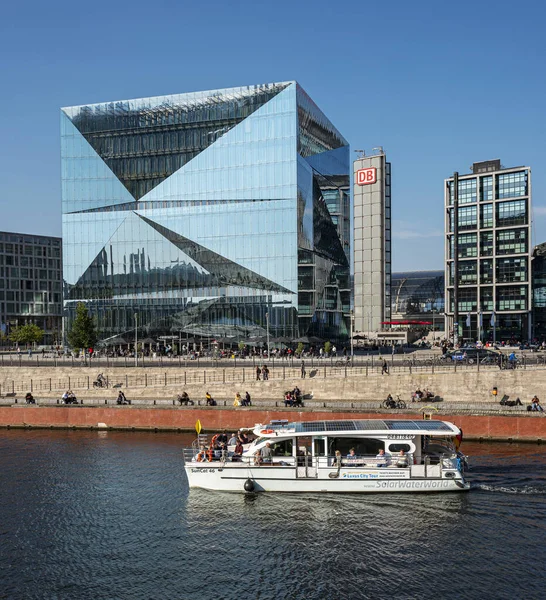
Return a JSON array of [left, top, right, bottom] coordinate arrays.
[[301, 360, 306, 379], [382, 359, 389, 375], [256, 365, 261, 381]]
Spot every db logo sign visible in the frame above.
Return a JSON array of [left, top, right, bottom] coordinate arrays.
[[356, 167, 377, 185]]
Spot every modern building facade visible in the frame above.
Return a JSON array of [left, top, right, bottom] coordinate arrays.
[[445, 159, 532, 342], [0, 231, 63, 344], [532, 242, 546, 339], [61, 82, 350, 343], [391, 270, 445, 331], [353, 148, 391, 333]]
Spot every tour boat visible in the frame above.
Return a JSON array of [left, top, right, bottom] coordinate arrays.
[[183, 419, 470, 493]]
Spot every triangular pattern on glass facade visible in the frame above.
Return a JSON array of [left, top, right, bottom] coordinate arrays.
[[61, 112, 135, 214], [64, 83, 291, 201], [137, 199, 297, 294], [136, 213, 292, 294], [139, 83, 298, 204], [63, 211, 127, 285]]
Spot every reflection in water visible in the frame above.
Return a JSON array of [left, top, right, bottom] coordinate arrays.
[[0, 432, 545, 600]]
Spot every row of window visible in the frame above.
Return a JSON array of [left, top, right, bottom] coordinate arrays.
[[447, 171, 528, 204], [450, 286, 528, 311], [449, 229, 528, 258], [450, 257, 528, 285], [0, 302, 62, 316], [0, 279, 62, 291], [0, 290, 61, 302], [0, 243, 61, 257], [0, 235, 61, 246], [450, 200, 528, 231]]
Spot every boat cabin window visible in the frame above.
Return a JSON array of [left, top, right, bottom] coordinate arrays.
[[314, 438, 326, 456], [388, 443, 411, 453], [269, 439, 293, 457], [328, 438, 383, 456]]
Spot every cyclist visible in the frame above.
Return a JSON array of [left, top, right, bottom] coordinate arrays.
[[508, 352, 517, 369]]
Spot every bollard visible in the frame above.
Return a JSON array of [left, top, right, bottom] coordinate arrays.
[[105, 399, 107, 404], [15, 398, 17, 403], [154, 399, 156, 405]]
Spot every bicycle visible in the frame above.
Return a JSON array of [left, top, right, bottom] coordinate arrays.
[[334, 357, 351, 367], [381, 395, 407, 410]]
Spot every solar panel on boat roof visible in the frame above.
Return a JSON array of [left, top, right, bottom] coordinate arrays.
[[385, 420, 452, 431], [354, 420, 389, 430]]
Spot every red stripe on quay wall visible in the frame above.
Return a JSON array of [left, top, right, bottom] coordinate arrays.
[[0, 407, 545, 441]]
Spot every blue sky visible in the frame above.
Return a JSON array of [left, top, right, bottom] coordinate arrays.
[[1, 0, 544, 271]]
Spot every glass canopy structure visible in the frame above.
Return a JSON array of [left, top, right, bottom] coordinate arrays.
[[61, 82, 350, 343]]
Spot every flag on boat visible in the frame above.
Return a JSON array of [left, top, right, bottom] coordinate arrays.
[[490, 312, 496, 327], [466, 313, 471, 327], [195, 420, 202, 435]]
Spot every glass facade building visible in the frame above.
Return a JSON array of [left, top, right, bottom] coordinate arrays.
[[61, 82, 350, 342], [444, 160, 532, 341], [0, 231, 63, 344], [391, 271, 444, 324]]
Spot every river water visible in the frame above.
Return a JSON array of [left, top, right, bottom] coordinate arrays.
[[0, 430, 545, 600]]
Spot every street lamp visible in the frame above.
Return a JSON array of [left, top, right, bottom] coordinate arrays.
[[350, 310, 354, 359], [134, 313, 138, 367], [266, 311, 270, 360]]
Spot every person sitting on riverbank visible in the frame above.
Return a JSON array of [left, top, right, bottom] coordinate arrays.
[[529, 396, 543, 412], [205, 392, 217, 406], [177, 391, 193, 406], [117, 391, 130, 405], [25, 392, 36, 405], [233, 392, 242, 407], [242, 391, 252, 406]]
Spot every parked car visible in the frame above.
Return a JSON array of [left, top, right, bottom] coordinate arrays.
[[443, 348, 500, 364]]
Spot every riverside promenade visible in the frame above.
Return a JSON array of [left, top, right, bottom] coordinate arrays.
[[1, 360, 545, 441]]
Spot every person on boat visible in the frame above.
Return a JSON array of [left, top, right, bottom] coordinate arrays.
[[346, 448, 358, 462], [332, 450, 342, 466], [376, 449, 391, 467], [257, 442, 273, 465], [228, 433, 238, 446], [232, 440, 244, 461], [195, 445, 207, 462], [238, 430, 249, 444], [396, 450, 408, 468], [217, 431, 228, 445]]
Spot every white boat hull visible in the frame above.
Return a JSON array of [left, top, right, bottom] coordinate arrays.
[[185, 463, 469, 493]]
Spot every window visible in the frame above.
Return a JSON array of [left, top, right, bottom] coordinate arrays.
[[458, 288, 477, 312], [480, 287, 493, 311], [458, 261, 477, 285], [480, 176, 493, 201], [480, 232, 493, 256], [497, 286, 527, 311], [496, 171, 528, 199], [496, 200, 527, 227], [480, 260, 493, 284], [480, 204, 493, 228], [457, 206, 477, 231], [496, 257, 527, 283], [496, 229, 527, 255], [447, 178, 477, 204], [457, 233, 477, 258]]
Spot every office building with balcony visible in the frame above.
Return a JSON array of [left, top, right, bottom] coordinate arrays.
[[0, 231, 63, 345], [444, 159, 532, 342], [61, 82, 350, 343]]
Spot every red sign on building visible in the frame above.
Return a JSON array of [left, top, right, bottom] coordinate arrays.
[[356, 167, 377, 185]]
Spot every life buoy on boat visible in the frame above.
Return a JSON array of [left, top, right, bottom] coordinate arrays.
[[206, 447, 214, 462], [260, 429, 274, 435], [196, 452, 205, 462]]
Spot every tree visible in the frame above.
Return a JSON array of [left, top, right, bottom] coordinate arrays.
[[324, 341, 332, 355], [296, 342, 304, 356], [67, 303, 98, 350], [9, 323, 45, 346]]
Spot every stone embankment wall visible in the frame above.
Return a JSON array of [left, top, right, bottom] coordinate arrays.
[[0, 365, 542, 404]]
